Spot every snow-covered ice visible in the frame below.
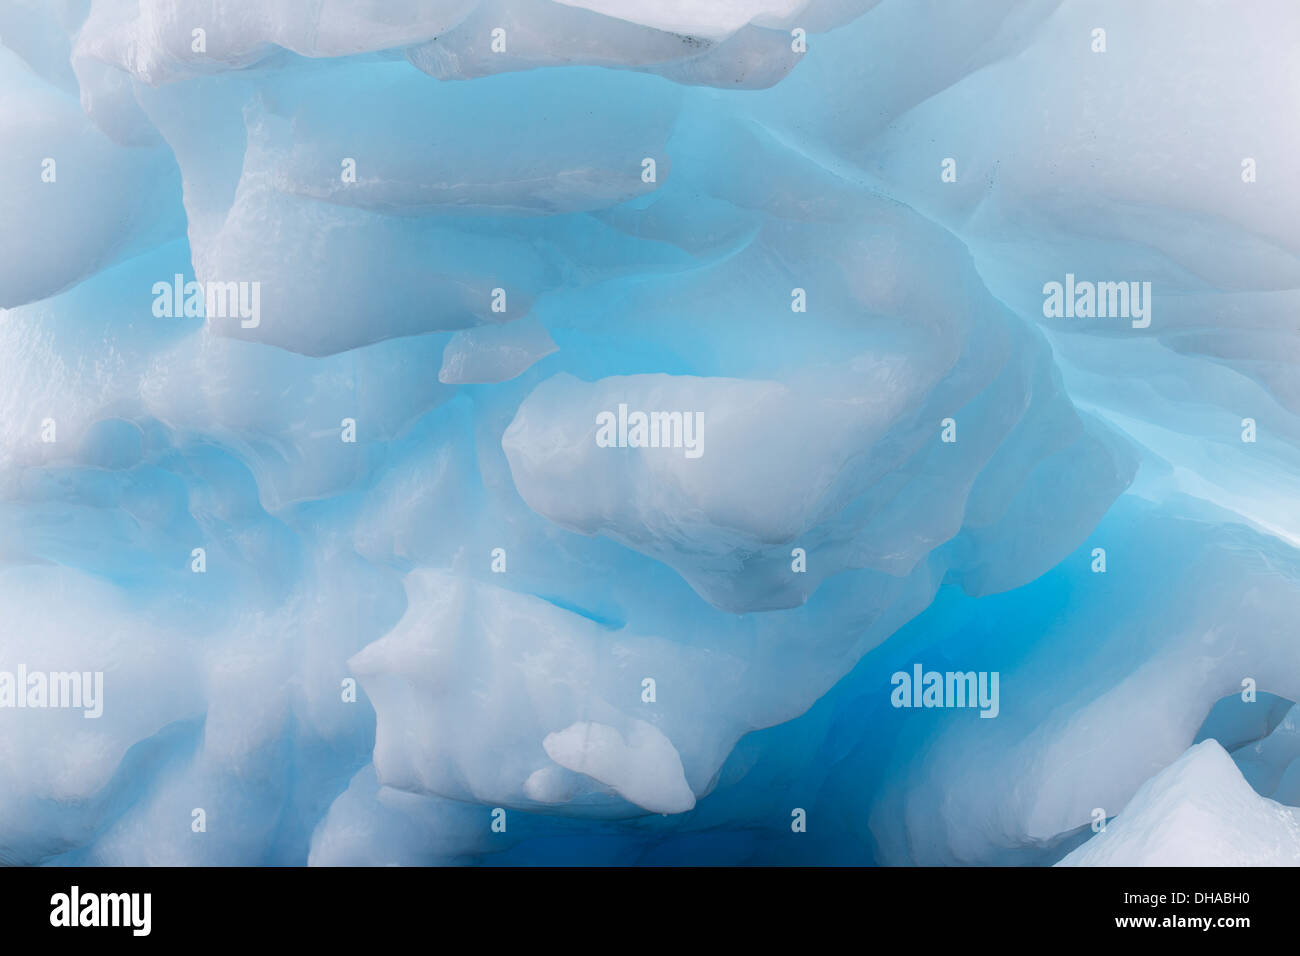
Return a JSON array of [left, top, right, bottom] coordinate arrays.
[[1058, 741, 1300, 867]]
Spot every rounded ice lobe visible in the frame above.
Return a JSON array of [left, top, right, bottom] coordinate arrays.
[[346, 569, 729, 816], [502, 348, 1134, 612], [542, 720, 696, 814], [0, 57, 183, 309]]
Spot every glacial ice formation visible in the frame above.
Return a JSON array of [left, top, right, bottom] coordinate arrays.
[[1057, 741, 1300, 867], [0, 0, 1298, 866]]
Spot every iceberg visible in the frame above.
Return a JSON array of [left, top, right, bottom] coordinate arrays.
[[0, 0, 1296, 868]]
